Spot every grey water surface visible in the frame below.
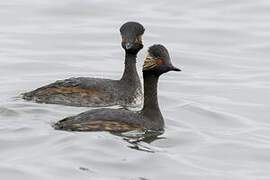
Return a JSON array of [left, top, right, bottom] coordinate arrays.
[[1, 0, 270, 179]]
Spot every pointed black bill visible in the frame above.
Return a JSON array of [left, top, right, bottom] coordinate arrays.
[[171, 66, 181, 71]]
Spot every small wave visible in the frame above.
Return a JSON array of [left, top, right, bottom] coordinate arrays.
[[0, 107, 19, 117], [178, 103, 255, 129]]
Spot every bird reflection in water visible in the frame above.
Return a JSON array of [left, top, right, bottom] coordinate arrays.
[[112, 130, 165, 153]]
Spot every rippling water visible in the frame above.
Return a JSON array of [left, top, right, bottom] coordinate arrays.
[[1, 0, 270, 179]]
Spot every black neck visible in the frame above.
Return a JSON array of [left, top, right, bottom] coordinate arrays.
[[120, 53, 139, 83], [141, 72, 163, 121]]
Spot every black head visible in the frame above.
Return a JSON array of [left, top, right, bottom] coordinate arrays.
[[120, 22, 145, 54], [143, 44, 181, 76]]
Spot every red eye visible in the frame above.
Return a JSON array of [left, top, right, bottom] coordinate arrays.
[[134, 38, 138, 43], [122, 38, 126, 43], [158, 59, 163, 65]]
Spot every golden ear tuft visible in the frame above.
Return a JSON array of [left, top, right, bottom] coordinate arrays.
[[138, 35, 142, 42], [122, 36, 126, 43], [143, 55, 157, 70]]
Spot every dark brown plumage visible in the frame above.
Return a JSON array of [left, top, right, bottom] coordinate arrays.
[[22, 22, 145, 107], [54, 44, 181, 132]]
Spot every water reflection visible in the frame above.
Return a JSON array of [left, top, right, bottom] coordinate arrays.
[[113, 130, 164, 153]]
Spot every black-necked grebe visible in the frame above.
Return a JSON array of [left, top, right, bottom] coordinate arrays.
[[22, 22, 145, 107], [54, 44, 181, 132]]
